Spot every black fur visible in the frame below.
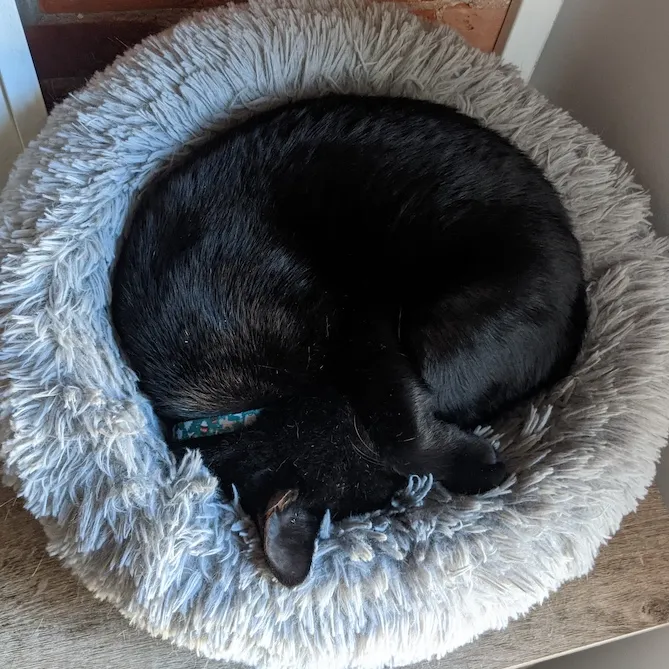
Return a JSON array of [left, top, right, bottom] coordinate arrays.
[[112, 95, 587, 586]]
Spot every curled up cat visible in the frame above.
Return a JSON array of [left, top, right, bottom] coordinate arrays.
[[112, 95, 587, 587]]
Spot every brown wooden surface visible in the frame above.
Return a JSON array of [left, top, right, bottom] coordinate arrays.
[[1, 483, 668, 668], [408, 2, 509, 51], [39, 0, 510, 16], [25, 22, 163, 80], [40, 0, 223, 12], [25, 2, 511, 108]]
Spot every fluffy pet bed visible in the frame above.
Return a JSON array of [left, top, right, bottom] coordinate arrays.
[[2, 1, 669, 667]]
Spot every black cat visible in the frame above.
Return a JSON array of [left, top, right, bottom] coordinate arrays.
[[112, 95, 586, 587]]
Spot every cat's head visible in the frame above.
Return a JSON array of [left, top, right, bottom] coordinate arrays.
[[191, 391, 404, 587]]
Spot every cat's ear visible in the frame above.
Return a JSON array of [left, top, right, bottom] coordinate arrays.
[[260, 490, 320, 587]]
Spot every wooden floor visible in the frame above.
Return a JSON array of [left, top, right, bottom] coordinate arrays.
[[1, 482, 668, 668], [20, 1, 513, 109]]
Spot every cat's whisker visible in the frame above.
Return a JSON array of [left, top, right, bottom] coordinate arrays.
[[348, 436, 380, 466], [351, 415, 381, 466]]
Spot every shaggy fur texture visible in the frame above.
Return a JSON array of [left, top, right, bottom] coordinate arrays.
[[1, 1, 668, 668]]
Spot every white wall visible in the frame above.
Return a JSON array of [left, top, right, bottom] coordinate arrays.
[[530, 1, 669, 665], [532, 0, 669, 235]]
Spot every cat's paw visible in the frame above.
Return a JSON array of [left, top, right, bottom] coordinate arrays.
[[389, 424, 507, 495], [439, 434, 506, 495]]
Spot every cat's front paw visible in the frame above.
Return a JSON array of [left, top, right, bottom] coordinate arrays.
[[440, 434, 506, 495], [383, 421, 507, 495]]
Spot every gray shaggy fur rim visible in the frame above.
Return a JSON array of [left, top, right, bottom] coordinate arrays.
[[1, 1, 668, 668]]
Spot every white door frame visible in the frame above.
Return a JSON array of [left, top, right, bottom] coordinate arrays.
[[497, 0, 565, 80], [0, 0, 562, 187], [0, 0, 47, 187]]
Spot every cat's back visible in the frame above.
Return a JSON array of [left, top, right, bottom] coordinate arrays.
[[119, 95, 561, 257], [112, 95, 582, 418]]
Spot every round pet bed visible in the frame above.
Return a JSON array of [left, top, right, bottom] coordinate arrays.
[[1, 1, 669, 667]]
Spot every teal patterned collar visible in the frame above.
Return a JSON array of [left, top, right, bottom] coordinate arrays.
[[173, 409, 262, 441]]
